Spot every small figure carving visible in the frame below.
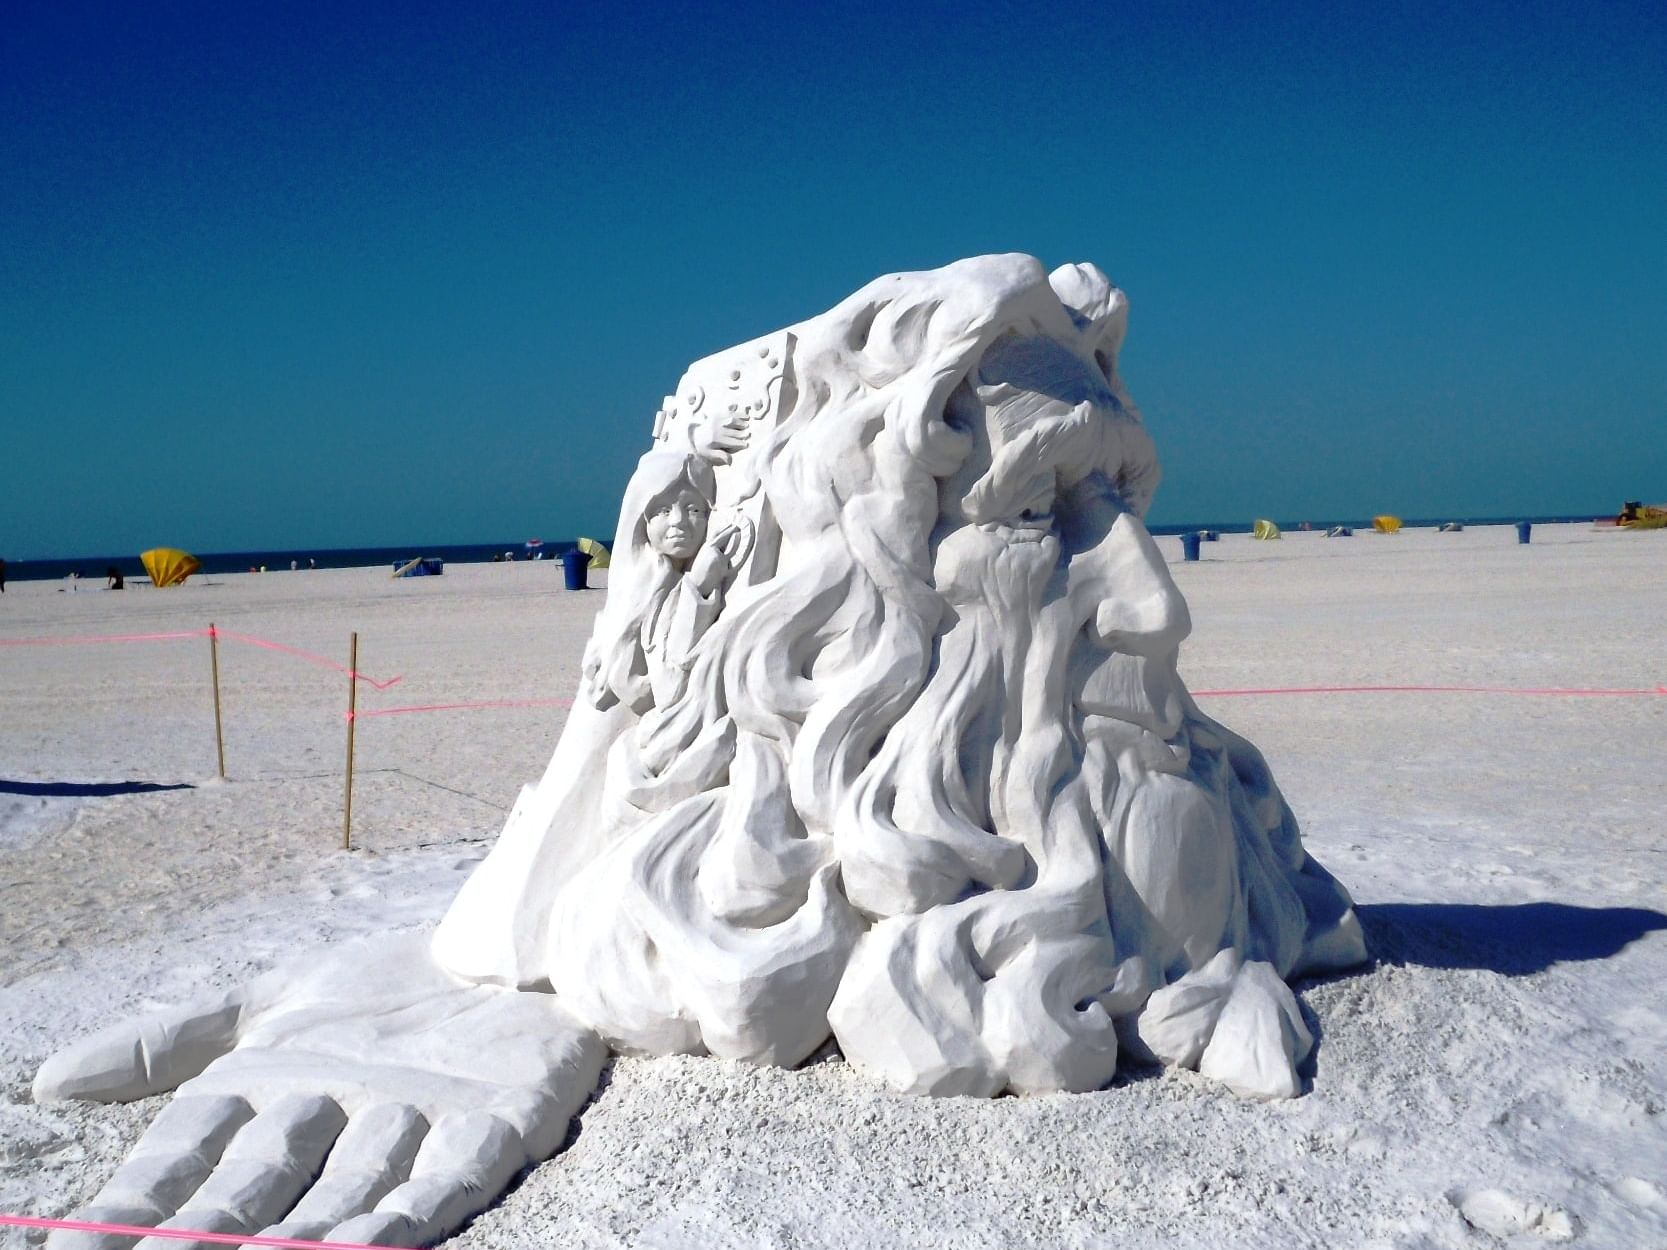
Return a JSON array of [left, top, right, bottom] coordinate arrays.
[[583, 451, 748, 714]]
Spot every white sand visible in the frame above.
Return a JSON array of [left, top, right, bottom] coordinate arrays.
[[2, 523, 1664, 1248]]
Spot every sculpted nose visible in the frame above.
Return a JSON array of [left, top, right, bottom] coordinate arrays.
[[1080, 512, 1191, 656]]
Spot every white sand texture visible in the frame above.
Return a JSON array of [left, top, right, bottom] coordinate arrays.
[[2, 522, 1664, 1249]]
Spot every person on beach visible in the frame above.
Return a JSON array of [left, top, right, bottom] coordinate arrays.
[[105, 566, 124, 590], [0, 556, 6, 592]]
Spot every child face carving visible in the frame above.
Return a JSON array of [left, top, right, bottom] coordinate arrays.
[[645, 486, 711, 560]]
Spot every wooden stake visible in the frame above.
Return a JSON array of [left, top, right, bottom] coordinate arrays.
[[344, 631, 359, 851], [209, 623, 226, 779]]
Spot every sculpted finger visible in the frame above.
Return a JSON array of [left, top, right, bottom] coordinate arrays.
[[327, 1111, 527, 1247], [44, 1207, 170, 1249], [35, 995, 244, 1103], [134, 1208, 246, 1250], [249, 1103, 428, 1242], [60, 1094, 257, 1241], [138, 1093, 346, 1245]]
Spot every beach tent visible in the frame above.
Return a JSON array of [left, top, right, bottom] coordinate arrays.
[[577, 536, 611, 569], [1325, 526, 1354, 538], [140, 547, 200, 587], [1252, 519, 1281, 540], [1617, 501, 1667, 529], [1373, 515, 1403, 534]]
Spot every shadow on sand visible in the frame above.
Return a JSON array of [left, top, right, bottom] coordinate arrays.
[[0, 778, 195, 798], [1358, 901, 1667, 975]]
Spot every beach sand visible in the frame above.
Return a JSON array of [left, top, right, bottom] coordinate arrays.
[[2, 523, 1664, 1248]]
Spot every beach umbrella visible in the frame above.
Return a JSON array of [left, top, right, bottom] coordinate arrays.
[[576, 536, 611, 569], [1252, 519, 1282, 540], [140, 548, 201, 587], [1372, 515, 1403, 534]]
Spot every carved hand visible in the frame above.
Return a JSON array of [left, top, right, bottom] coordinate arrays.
[[581, 637, 615, 709], [34, 935, 605, 1249], [690, 413, 751, 464], [689, 524, 741, 596]]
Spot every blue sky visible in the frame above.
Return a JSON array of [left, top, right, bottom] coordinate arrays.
[[3, 0, 1663, 558]]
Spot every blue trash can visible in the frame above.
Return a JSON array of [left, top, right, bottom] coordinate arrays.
[[1516, 521, 1532, 544], [1181, 532, 1202, 562], [560, 549, 591, 590]]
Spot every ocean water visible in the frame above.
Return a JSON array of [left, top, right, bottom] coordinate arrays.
[[3, 541, 582, 583], [0, 514, 1610, 583]]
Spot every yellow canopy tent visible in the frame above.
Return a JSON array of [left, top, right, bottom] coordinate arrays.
[[1618, 502, 1667, 529], [1373, 515, 1403, 534], [576, 537, 610, 569], [140, 548, 201, 587], [1252, 519, 1281, 540]]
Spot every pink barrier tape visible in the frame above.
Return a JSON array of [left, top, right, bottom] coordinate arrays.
[[350, 697, 573, 720], [0, 1212, 402, 1250], [0, 630, 208, 646], [210, 629, 403, 691], [1193, 683, 1667, 698], [0, 627, 401, 690]]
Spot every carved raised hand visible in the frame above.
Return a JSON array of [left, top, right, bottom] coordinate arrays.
[[688, 522, 744, 596], [689, 412, 751, 464]]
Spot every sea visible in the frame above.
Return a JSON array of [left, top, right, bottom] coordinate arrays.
[[4, 541, 585, 582], [0, 514, 1612, 583]]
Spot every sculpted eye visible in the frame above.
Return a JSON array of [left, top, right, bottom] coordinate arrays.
[[1019, 478, 1057, 523]]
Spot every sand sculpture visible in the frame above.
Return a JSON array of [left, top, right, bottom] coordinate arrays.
[[35, 255, 1368, 1248]]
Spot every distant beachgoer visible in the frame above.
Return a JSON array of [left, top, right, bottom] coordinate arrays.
[[105, 566, 124, 590], [290, 559, 298, 571], [0, 556, 6, 592], [309, 557, 316, 569], [67, 570, 79, 592]]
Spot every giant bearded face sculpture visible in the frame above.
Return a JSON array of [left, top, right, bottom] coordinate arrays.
[[435, 253, 1367, 1099], [34, 256, 1371, 1250]]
